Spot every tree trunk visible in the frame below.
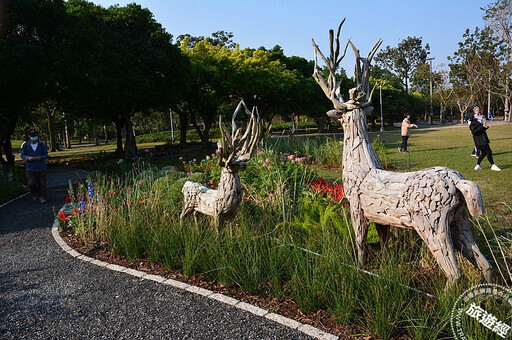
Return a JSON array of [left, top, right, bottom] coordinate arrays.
[[121, 112, 137, 159], [104, 125, 108, 144], [45, 105, 57, 152], [64, 116, 71, 148], [114, 119, 124, 154], [0, 116, 16, 171], [315, 117, 326, 133], [178, 111, 188, 145], [190, 112, 210, 145], [94, 125, 99, 146]]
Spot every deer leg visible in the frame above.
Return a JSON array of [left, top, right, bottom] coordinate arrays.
[[180, 205, 193, 223], [213, 213, 225, 233], [193, 210, 199, 226], [375, 223, 390, 251], [451, 206, 493, 283], [415, 215, 461, 288], [351, 204, 369, 266]]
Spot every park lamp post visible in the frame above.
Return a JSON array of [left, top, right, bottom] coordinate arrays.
[[380, 82, 384, 132], [169, 107, 174, 144], [427, 57, 435, 125]]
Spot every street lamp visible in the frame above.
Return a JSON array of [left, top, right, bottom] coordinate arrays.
[[169, 107, 174, 144], [426, 57, 435, 125], [379, 82, 384, 132]]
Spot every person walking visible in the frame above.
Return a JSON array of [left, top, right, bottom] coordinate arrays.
[[470, 106, 486, 157], [21, 130, 49, 203], [398, 114, 418, 153], [469, 116, 501, 171]]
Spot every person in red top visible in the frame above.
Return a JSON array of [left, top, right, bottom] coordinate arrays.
[[398, 114, 418, 153]]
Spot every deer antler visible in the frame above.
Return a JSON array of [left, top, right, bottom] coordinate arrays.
[[218, 100, 261, 169], [348, 38, 383, 106], [312, 18, 349, 111]]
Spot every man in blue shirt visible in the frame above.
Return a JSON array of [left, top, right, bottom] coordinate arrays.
[[21, 131, 48, 203]]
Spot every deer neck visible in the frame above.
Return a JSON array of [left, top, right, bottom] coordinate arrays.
[[341, 108, 383, 198], [216, 167, 242, 213]]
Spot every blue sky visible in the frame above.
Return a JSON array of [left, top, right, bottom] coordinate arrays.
[[91, 0, 489, 73]]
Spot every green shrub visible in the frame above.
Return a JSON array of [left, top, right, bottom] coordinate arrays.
[[86, 170, 104, 181]]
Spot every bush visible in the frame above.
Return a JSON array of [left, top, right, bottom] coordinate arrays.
[[270, 121, 318, 131], [86, 170, 104, 181], [135, 128, 223, 144]]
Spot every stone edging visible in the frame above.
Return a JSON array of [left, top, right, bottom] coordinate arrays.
[[51, 208, 338, 340], [0, 192, 30, 209]]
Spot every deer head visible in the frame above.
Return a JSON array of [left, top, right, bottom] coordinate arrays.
[[218, 100, 262, 172], [312, 19, 382, 119]]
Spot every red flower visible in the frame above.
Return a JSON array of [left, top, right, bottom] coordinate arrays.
[[64, 196, 71, 203], [308, 178, 345, 203], [59, 211, 68, 222]]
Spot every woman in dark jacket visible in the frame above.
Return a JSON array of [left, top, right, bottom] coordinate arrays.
[[469, 116, 501, 171]]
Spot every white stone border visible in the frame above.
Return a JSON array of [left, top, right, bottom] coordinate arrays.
[[51, 208, 338, 340], [0, 192, 30, 209]]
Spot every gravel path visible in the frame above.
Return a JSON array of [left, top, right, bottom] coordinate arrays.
[[0, 166, 312, 339]]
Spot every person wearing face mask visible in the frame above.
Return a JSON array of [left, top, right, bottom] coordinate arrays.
[[21, 130, 49, 203]]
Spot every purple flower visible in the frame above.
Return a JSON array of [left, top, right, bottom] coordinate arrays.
[[145, 149, 150, 153], [149, 153, 154, 157], [257, 150, 264, 155], [87, 181, 94, 201], [117, 159, 124, 164], [179, 156, 183, 160]]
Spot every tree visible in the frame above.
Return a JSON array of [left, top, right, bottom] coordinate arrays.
[[449, 27, 502, 113], [179, 39, 300, 143], [483, 0, 512, 51], [0, 0, 68, 169], [483, 0, 512, 121], [177, 31, 235, 49], [375, 36, 430, 94], [67, 2, 188, 159], [432, 67, 454, 123]]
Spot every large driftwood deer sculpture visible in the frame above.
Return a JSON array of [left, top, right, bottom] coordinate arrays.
[[312, 19, 492, 287], [181, 100, 261, 229]]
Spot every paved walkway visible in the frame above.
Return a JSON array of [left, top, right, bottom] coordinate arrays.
[[0, 166, 311, 339]]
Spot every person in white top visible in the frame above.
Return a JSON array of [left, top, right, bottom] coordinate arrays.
[[469, 106, 485, 157]]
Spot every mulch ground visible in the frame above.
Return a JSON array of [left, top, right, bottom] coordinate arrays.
[[60, 229, 413, 339]]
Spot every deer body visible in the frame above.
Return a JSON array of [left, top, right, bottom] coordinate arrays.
[[181, 168, 242, 227], [312, 20, 492, 287], [340, 108, 491, 285], [180, 100, 261, 229]]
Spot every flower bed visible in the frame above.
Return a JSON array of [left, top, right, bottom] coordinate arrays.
[[57, 145, 461, 339]]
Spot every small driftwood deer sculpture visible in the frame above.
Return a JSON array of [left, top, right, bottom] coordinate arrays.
[[312, 19, 492, 287], [180, 100, 261, 229]]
